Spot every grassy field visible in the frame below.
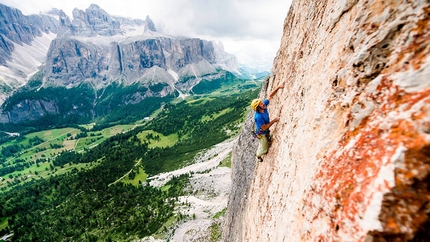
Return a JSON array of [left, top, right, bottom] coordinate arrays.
[[0, 217, 7, 231], [5, 127, 81, 161], [200, 108, 233, 122], [135, 130, 178, 148], [0, 123, 151, 190], [74, 124, 136, 151], [121, 167, 148, 186], [1, 125, 136, 163]]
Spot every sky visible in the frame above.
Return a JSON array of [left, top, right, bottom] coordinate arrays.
[[0, 0, 292, 69]]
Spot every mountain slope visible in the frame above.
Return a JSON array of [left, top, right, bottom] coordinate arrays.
[[0, 3, 59, 102]]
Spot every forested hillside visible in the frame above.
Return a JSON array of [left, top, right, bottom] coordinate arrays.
[[0, 88, 258, 241]]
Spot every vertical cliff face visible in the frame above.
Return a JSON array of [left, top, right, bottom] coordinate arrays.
[[225, 0, 430, 241]]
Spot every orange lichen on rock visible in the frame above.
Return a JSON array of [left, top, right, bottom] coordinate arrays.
[[311, 73, 430, 240]]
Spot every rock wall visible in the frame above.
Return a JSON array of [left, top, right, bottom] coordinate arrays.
[[224, 0, 430, 241]]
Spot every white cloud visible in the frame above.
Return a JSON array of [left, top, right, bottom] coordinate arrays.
[[0, 0, 292, 68]]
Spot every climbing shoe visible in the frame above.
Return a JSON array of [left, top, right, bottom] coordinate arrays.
[[257, 156, 263, 162]]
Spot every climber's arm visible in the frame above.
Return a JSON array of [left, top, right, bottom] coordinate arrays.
[[268, 82, 285, 100], [260, 117, 280, 131]]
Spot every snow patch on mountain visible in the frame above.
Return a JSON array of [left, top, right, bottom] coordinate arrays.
[[137, 66, 175, 85], [178, 60, 217, 79]]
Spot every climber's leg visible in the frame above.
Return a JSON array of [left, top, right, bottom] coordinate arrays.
[[256, 134, 268, 158]]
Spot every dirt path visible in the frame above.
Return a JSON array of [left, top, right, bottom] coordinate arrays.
[[108, 159, 142, 186]]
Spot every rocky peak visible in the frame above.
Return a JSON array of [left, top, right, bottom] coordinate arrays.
[[0, 3, 39, 45], [66, 4, 122, 37], [225, 0, 430, 241], [144, 16, 156, 32]]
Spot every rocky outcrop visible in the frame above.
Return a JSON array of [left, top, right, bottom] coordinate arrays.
[[0, 4, 42, 45], [0, 99, 58, 123], [56, 4, 147, 38], [46, 4, 236, 89], [45, 38, 111, 87], [45, 36, 229, 88], [222, 79, 269, 241], [225, 0, 430, 241], [158, 37, 217, 71], [68, 4, 122, 37], [108, 39, 167, 84]]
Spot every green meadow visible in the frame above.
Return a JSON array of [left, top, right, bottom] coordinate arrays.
[[0, 123, 178, 190]]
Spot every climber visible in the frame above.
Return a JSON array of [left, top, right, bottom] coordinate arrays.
[[250, 81, 284, 162]]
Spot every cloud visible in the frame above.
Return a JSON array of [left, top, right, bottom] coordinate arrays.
[[142, 0, 291, 66], [147, 0, 290, 40]]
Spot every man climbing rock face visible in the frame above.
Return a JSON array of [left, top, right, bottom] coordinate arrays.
[[250, 82, 284, 162]]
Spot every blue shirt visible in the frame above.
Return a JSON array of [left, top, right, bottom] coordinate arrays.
[[254, 99, 270, 135]]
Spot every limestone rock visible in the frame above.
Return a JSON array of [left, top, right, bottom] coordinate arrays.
[[225, 0, 430, 241], [0, 99, 58, 123], [44, 36, 229, 88], [45, 38, 110, 87]]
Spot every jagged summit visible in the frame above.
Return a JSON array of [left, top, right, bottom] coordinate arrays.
[[56, 4, 145, 37], [0, 3, 59, 61], [144, 16, 156, 32], [69, 4, 121, 37]]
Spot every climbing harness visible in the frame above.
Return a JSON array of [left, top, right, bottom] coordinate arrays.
[[251, 129, 271, 142]]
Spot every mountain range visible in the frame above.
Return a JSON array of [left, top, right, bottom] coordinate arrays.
[[0, 3, 264, 129]]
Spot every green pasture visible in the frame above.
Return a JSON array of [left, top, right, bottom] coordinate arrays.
[[101, 124, 135, 136], [1, 125, 137, 162], [0, 122, 179, 190], [1, 128, 81, 163], [0, 159, 101, 191], [0, 124, 138, 189], [121, 167, 148, 186], [200, 107, 233, 122], [160, 184, 171, 192], [136, 130, 178, 148], [186, 96, 213, 105]]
